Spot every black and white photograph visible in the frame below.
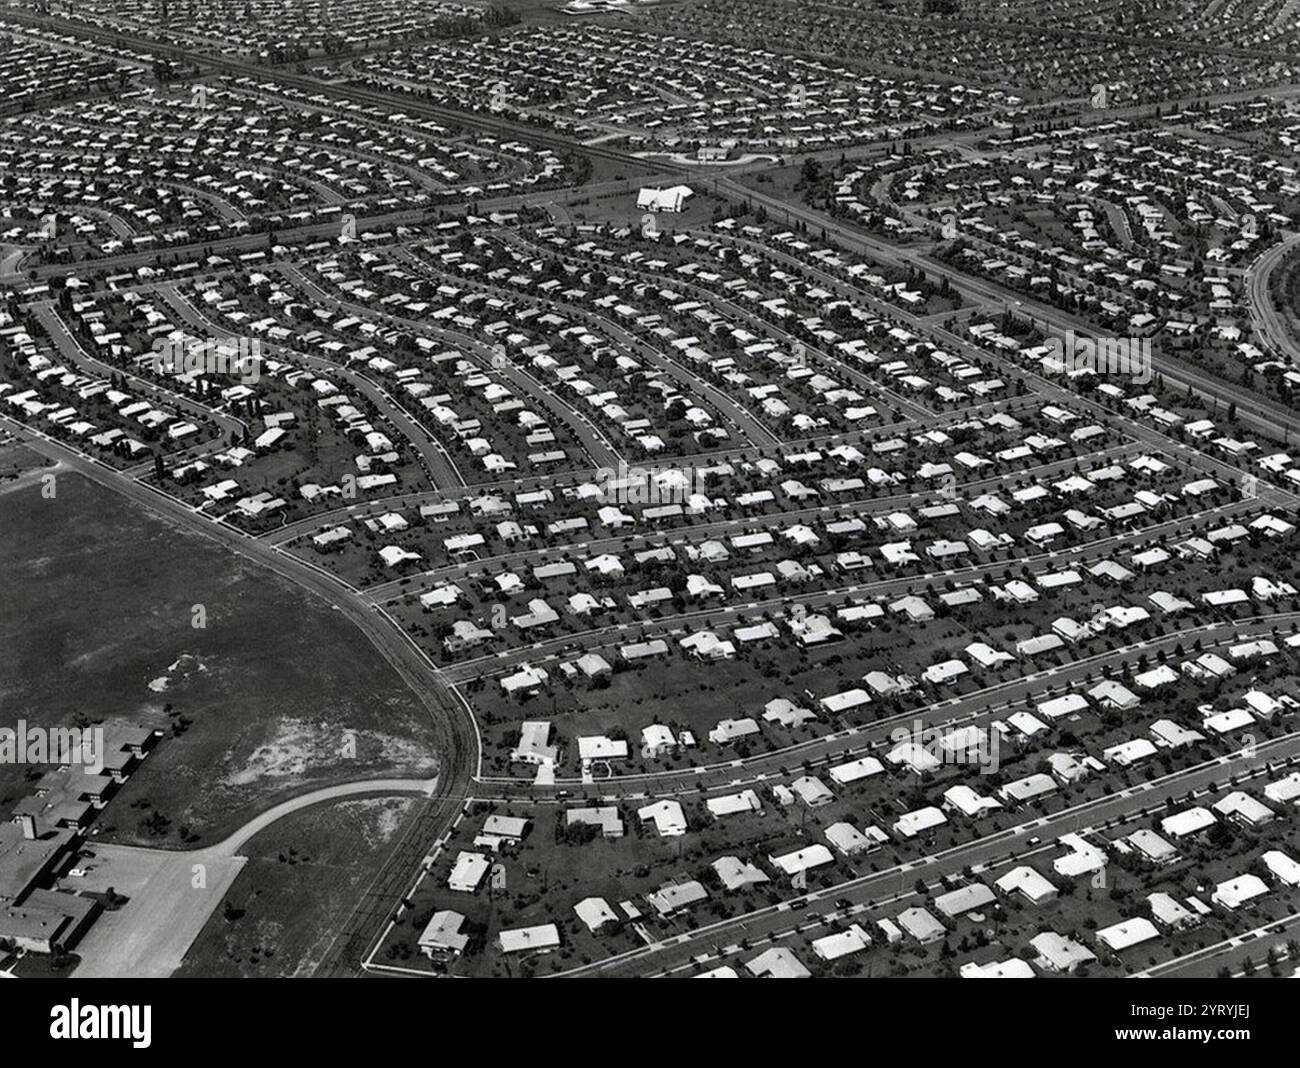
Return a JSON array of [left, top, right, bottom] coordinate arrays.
[[0, 0, 1297, 1044]]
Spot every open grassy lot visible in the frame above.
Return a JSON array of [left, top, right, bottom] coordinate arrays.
[[0, 438, 53, 484], [0, 470, 438, 844], [175, 796, 418, 977]]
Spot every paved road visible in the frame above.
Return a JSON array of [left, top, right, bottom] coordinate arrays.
[[155, 281, 467, 490], [553, 732, 1300, 977], [276, 259, 623, 473], [1137, 910, 1300, 978], [1246, 231, 1300, 364], [402, 241, 785, 450], [66, 776, 436, 978], [358, 437, 1137, 602], [29, 298, 249, 443], [258, 394, 1026, 547], [431, 495, 1273, 687], [69, 844, 247, 979], [0, 415, 480, 977], [724, 176, 1300, 448], [703, 221, 1300, 519], [206, 777, 440, 857], [500, 229, 935, 423], [473, 612, 1300, 802], [9, 7, 1300, 982]]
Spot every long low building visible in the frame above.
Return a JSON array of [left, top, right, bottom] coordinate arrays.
[[0, 888, 99, 955]]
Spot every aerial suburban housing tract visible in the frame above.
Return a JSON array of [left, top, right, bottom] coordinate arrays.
[[3, 0, 1300, 991]]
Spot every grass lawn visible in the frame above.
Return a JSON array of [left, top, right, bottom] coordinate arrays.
[[0, 439, 53, 483], [175, 796, 418, 977]]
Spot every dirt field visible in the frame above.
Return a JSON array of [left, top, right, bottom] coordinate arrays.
[[0, 471, 439, 844]]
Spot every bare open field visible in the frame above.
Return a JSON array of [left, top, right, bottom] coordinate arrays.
[[0, 470, 439, 844], [175, 795, 419, 976]]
